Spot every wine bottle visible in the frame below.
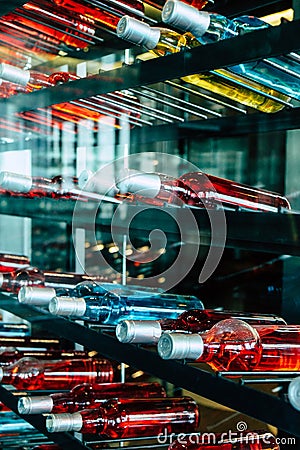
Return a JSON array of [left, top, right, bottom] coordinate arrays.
[[116, 16, 290, 113], [0, 172, 78, 199], [116, 309, 287, 344], [0, 266, 112, 294], [162, 0, 300, 100], [287, 376, 300, 411], [158, 319, 300, 371], [0, 323, 30, 337], [0, 348, 96, 365], [116, 169, 291, 212], [0, 252, 30, 271], [168, 431, 279, 449], [18, 281, 131, 307], [18, 381, 166, 414], [46, 397, 199, 436], [48, 284, 205, 324], [0, 357, 114, 389]]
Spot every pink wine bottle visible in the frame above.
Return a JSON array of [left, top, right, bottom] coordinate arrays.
[[168, 431, 279, 449]]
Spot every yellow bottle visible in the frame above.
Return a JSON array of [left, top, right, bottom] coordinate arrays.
[[117, 16, 290, 113]]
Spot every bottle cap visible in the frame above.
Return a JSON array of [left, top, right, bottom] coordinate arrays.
[[162, 0, 210, 37], [116, 320, 162, 344], [288, 377, 300, 411], [49, 296, 86, 317], [18, 396, 54, 415], [18, 286, 56, 306], [117, 16, 161, 50], [0, 171, 32, 193], [157, 332, 203, 359], [46, 412, 83, 433], [116, 169, 161, 198], [0, 63, 30, 86]]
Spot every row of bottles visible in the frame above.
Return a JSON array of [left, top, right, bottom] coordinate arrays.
[[0, 166, 291, 212]]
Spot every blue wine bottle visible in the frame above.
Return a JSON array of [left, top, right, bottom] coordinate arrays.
[[48, 284, 204, 325]]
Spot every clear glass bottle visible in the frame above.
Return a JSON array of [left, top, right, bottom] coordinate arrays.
[[162, 0, 300, 100], [116, 169, 291, 212], [117, 16, 290, 113], [0, 357, 114, 390], [46, 397, 199, 436], [158, 319, 300, 371], [116, 309, 287, 344], [0, 267, 112, 294], [18, 381, 166, 414], [168, 431, 279, 449], [48, 283, 204, 324]]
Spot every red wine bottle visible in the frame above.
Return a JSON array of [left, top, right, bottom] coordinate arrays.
[[116, 169, 291, 212], [116, 309, 287, 344], [0, 357, 114, 389], [168, 431, 279, 449], [18, 381, 166, 414], [158, 319, 300, 371], [46, 397, 199, 436]]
